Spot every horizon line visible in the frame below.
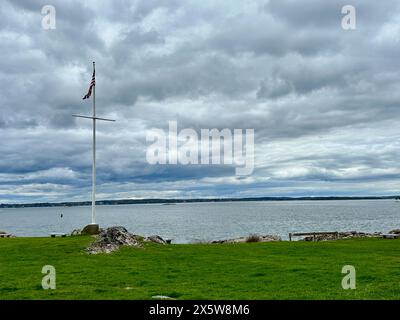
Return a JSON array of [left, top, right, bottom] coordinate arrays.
[[1, 195, 399, 208]]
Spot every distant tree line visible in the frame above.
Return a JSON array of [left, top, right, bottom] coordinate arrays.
[[0, 196, 398, 209]]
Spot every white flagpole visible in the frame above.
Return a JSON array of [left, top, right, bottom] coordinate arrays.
[[73, 61, 115, 233], [92, 61, 96, 225]]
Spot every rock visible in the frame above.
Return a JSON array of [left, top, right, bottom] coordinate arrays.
[[70, 229, 82, 236], [302, 231, 381, 242], [71, 227, 104, 236], [81, 224, 100, 235], [151, 295, 176, 300], [211, 234, 281, 244], [146, 235, 168, 245], [87, 226, 142, 254], [0, 231, 16, 237], [389, 229, 400, 235], [259, 235, 282, 242]]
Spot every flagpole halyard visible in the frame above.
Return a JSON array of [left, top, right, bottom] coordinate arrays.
[[92, 61, 96, 225]]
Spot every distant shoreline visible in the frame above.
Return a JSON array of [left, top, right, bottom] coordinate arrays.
[[1, 196, 398, 209]]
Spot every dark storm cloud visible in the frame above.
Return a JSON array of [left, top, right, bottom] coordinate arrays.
[[1, 0, 400, 203]]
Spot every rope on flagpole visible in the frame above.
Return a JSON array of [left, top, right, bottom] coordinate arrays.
[[92, 61, 96, 224]]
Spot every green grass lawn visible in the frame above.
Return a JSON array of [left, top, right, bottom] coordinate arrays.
[[0, 236, 399, 299]]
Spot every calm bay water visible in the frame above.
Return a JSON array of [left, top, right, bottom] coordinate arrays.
[[0, 200, 399, 243]]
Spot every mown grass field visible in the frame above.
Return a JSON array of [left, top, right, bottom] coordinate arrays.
[[0, 236, 399, 299]]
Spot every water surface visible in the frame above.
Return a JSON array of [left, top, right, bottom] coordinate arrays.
[[0, 200, 399, 243]]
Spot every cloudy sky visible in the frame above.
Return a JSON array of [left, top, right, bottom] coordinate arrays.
[[1, 0, 400, 203]]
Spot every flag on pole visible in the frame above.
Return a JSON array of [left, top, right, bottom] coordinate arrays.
[[82, 69, 96, 100]]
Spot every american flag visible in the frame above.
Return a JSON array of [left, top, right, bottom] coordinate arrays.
[[82, 69, 95, 100]]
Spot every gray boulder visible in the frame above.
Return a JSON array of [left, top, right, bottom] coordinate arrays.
[[146, 235, 168, 245], [87, 226, 142, 254], [81, 224, 100, 235], [0, 231, 15, 237], [70, 229, 82, 236], [71, 227, 105, 236], [212, 234, 281, 244]]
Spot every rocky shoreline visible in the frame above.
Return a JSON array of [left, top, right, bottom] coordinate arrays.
[[211, 234, 282, 244], [82, 226, 400, 254], [301, 229, 400, 241], [82, 227, 285, 254], [1, 227, 399, 254]]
